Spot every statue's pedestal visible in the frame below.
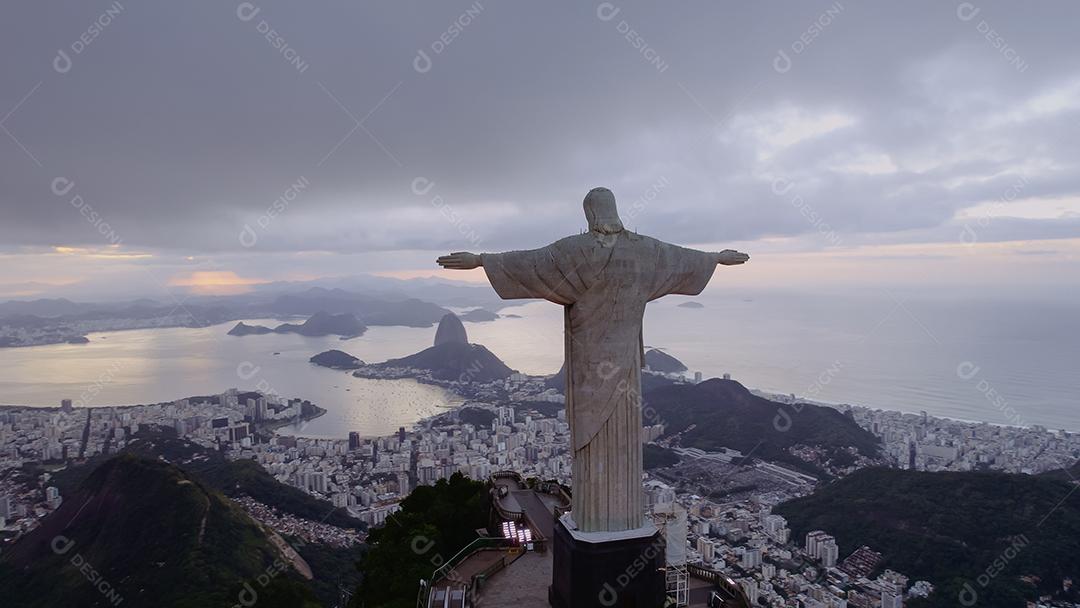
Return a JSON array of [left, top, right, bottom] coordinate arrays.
[[548, 513, 666, 608]]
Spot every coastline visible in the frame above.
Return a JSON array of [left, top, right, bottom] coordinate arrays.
[[0, 398, 329, 421], [257, 402, 328, 433], [3, 376, 1075, 437], [751, 387, 1076, 435]]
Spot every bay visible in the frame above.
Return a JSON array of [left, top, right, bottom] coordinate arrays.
[[0, 290, 1077, 435]]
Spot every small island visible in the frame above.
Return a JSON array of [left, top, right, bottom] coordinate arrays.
[[66, 336, 90, 344], [676, 301, 705, 309], [227, 322, 274, 336], [310, 349, 365, 370], [459, 308, 499, 322]]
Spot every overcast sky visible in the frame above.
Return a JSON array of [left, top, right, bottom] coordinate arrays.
[[2, 1, 1079, 300]]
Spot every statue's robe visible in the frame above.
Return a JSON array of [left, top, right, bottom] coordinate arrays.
[[482, 231, 716, 532]]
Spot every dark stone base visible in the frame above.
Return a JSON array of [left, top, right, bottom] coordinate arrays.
[[548, 518, 666, 608]]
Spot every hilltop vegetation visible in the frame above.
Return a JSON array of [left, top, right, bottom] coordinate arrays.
[[646, 378, 880, 475], [643, 348, 688, 373], [776, 467, 1080, 607], [351, 473, 491, 608], [644, 443, 682, 470], [13, 429, 366, 607], [41, 428, 365, 531], [0, 455, 320, 608]]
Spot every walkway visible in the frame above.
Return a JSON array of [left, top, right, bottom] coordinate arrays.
[[478, 550, 552, 607], [428, 547, 514, 607]]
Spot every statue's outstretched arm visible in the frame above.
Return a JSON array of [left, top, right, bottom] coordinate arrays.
[[715, 249, 750, 266], [436, 251, 482, 270]]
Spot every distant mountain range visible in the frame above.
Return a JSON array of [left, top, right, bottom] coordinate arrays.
[[776, 467, 1080, 607], [0, 273, 504, 314], [0, 297, 100, 318], [227, 312, 366, 338], [0, 283, 462, 347], [0, 454, 321, 608], [268, 287, 448, 327], [646, 378, 880, 475], [227, 311, 367, 339], [0, 298, 236, 325]]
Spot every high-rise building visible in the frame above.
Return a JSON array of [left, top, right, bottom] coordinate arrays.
[[820, 540, 839, 568], [497, 406, 515, 427], [741, 547, 762, 569], [764, 514, 790, 543], [229, 424, 249, 443], [309, 472, 327, 494], [805, 530, 840, 568], [696, 538, 715, 563], [805, 530, 829, 557], [348, 432, 361, 451], [60, 399, 73, 413], [45, 486, 62, 509]]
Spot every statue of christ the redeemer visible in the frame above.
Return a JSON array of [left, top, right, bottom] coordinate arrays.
[[437, 187, 748, 533]]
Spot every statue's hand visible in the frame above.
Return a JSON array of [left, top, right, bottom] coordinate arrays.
[[717, 249, 750, 265], [436, 252, 482, 270]]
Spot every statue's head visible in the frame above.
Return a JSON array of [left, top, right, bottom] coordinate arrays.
[[583, 187, 624, 235]]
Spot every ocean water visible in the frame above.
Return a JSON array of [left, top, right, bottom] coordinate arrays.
[[470, 291, 1080, 432], [0, 291, 1077, 435], [0, 318, 464, 438]]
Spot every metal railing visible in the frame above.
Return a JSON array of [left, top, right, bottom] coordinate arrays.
[[417, 537, 515, 608]]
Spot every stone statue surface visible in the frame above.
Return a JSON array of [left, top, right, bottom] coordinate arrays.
[[437, 187, 748, 532]]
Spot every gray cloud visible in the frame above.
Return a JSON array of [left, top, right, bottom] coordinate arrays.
[[2, 0, 1079, 263]]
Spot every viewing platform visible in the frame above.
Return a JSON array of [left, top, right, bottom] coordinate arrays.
[[426, 471, 752, 607]]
